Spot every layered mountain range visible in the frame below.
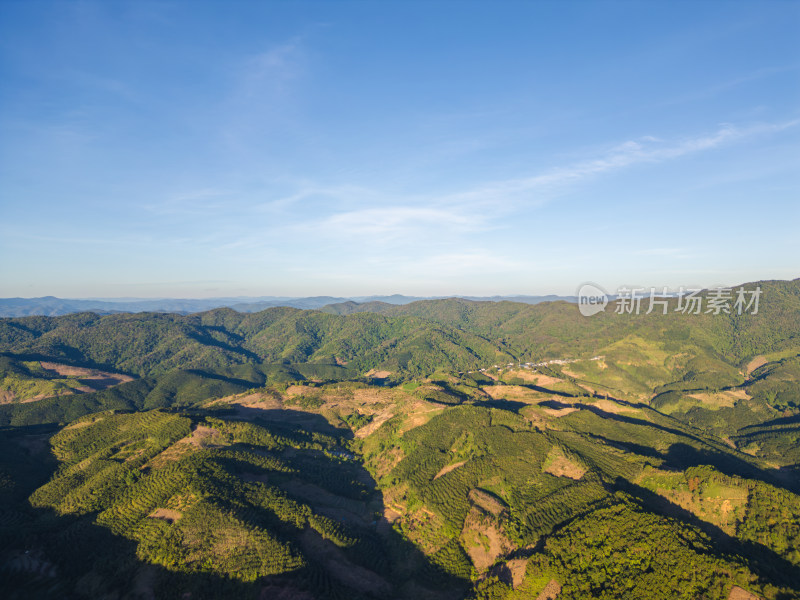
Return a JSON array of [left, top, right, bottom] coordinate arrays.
[[0, 279, 799, 599]]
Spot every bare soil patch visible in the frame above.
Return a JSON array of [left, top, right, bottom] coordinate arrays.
[[468, 489, 505, 516], [370, 446, 405, 480], [355, 407, 395, 438], [688, 389, 749, 409], [728, 586, 761, 600], [638, 471, 747, 535], [433, 461, 466, 480], [396, 402, 443, 435], [40, 362, 134, 389], [284, 384, 318, 397], [519, 405, 548, 427], [376, 508, 401, 537], [505, 558, 527, 589], [382, 506, 402, 523], [186, 425, 220, 447], [587, 398, 641, 415], [529, 373, 564, 387], [63, 419, 99, 430], [504, 370, 548, 384], [484, 385, 545, 403], [461, 506, 513, 572], [20, 393, 59, 403], [745, 356, 768, 377], [364, 369, 392, 379], [559, 367, 583, 380], [352, 387, 406, 405], [543, 448, 586, 480], [539, 404, 578, 417], [148, 508, 182, 523], [490, 558, 529, 589], [536, 579, 561, 600], [147, 425, 223, 468], [210, 391, 283, 412], [1, 389, 69, 404]]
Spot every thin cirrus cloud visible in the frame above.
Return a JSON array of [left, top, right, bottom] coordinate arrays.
[[634, 247, 694, 259], [405, 251, 523, 273], [657, 64, 800, 108], [438, 119, 799, 210], [118, 116, 797, 258], [291, 118, 797, 244], [300, 206, 486, 240], [218, 37, 309, 152], [238, 38, 305, 100]]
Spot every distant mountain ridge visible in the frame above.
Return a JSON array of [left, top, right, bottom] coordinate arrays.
[[0, 293, 577, 317]]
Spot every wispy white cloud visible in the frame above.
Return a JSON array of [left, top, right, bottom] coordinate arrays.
[[434, 119, 799, 210], [634, 247, 694, 259], [658, 65, 800, 107], [255, 183, 376, 212], [309, 206, 484, 238], [218, 36, 309, 154], [142, 188, 233, 216], [204, 118, 798, 249], [135, 119, 798, 254], [239, 38, 305, 100], [407, 251, 523, 273]]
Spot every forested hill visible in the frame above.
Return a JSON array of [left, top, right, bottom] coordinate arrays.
[[1, 279, 798, 380], [325, 279, 800, 364], [0, 308, 515, 378], [1, 279, 800, 599]]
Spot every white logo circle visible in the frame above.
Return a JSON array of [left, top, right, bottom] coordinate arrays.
[[577, 282, 608, 317]]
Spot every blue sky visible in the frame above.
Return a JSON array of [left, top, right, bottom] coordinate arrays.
[[1, 1, 798, 298]]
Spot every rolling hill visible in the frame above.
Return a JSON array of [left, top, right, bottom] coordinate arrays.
[[1, 278, 799, 599]]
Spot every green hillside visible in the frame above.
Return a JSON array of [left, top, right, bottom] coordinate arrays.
[[0, 308, 514, 380], [1, 278, 800, 599]]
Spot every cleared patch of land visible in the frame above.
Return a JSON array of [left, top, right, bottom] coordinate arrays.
[[469, 489, 506, 516], [728, 586, 761, 600], [40, 361, 134, 389], [484, 384, 548, 403], [745, 356, 768, 377], [535, 579, 562, 600], [504, 558, 528, 589], [461, 505, 513, 571], [636, 467, 749, 535], [364, 369, 392, 379], [1, 361, 134, 404], [148, 508, 182, 523], [539, 405, 578, 417], [543, 447, 586, 480], [688, 389, 750, 409], [146, 424, 224, 468], [433, 460, 466, 480]]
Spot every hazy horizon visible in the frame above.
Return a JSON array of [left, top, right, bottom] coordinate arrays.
[[2, 292, 576, 301]]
